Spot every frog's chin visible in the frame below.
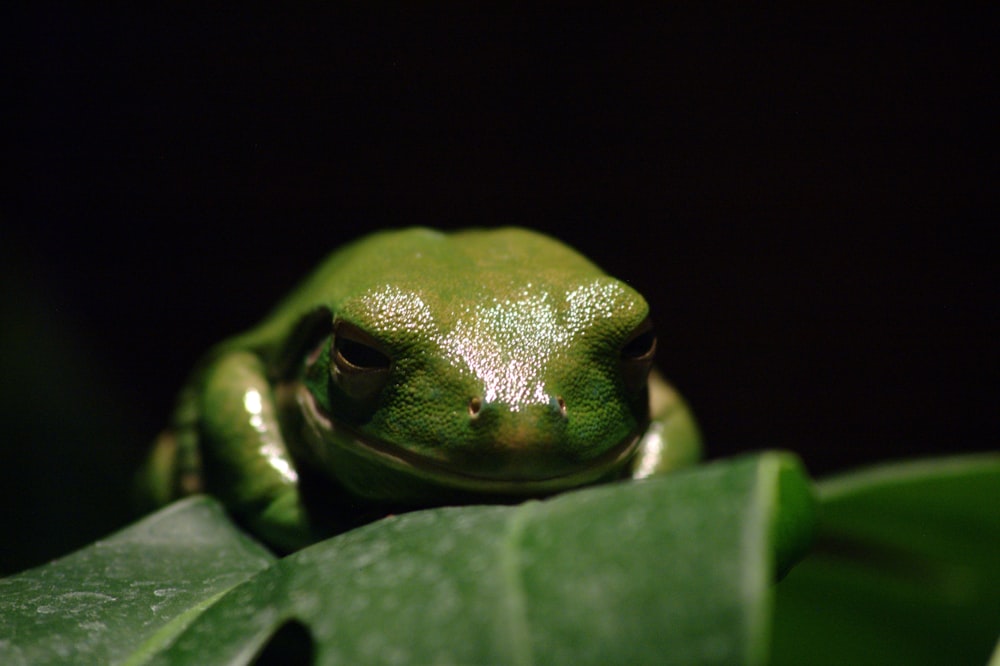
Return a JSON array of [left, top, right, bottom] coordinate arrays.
[[293, 384, 642, 499]]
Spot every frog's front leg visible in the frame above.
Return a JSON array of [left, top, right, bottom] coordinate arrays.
[[629, 371, 702, 478], [196, 350, 314, 551]]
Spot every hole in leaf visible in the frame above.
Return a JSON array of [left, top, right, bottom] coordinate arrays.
[[252, 618, 315, 666]]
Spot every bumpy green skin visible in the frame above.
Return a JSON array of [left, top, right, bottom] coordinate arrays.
[[138, 228, 701, 550]]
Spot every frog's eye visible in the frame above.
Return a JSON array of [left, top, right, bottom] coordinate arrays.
[[331, 321, 392, 401], [620, 318, 656, 394]]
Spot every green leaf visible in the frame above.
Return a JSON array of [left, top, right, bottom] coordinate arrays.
[[0, 453, 813, 665], [770, 453, 1000, 666], [155, 452, 813, 665], [0, 497, 276, 665]]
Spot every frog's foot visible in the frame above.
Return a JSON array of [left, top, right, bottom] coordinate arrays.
[[630, 374, 702, 478], [242, 489, 316, 552], [134, 429, 204, 511]]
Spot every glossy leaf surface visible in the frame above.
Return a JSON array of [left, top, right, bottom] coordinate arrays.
[[1, 453, 813, 665], [0, 498, 276, 665], [771, 453, 1000, 665], [155, 453, 813, 665]]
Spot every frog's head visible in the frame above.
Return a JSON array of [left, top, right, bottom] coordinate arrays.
[[295, 228, 656, 502]]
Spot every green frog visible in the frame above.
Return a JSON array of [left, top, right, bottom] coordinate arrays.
[[138, 227, 700, 550]]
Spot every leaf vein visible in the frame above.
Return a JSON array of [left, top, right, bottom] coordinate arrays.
[[500, 502, 535, 666]]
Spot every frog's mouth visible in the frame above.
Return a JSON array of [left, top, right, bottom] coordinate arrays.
[[293, 383, 643, 496]]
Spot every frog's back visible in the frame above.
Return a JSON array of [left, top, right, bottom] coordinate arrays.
[[233, 227, 611, 357]]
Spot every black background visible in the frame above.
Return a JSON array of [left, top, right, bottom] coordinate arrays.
[[3, 5, 996, 572]]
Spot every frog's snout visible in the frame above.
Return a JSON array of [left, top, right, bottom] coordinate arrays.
[[464, 392, 571, 455], [453, 391, 608, 481], [467, 394, 568, 419]]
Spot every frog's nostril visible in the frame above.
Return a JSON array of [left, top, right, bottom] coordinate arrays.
[[468, 395, 566, 422], [554, 395, 567, 417], [468, 396, 483, 418]]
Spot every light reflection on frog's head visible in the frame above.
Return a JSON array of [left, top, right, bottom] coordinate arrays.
[[349, 278, 646, 414]]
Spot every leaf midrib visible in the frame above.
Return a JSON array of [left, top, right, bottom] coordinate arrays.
[[500, 501, 537, 666]]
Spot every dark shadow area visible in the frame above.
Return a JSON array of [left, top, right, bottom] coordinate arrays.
[[3, 5, 995, 572]]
